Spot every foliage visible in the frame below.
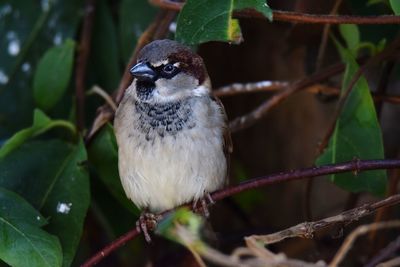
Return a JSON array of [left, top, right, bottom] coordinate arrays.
[[316, 25, 387, 195], [176, 0, 272, 45], [0, 0, 398, 266]]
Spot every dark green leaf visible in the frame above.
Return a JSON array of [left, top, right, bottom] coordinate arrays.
[[339, 24, 360, 56], [0, 139, 90, 267], [0, 109, 76, 158], [316, 44, 387, 195], [88, 124, 139, 214], [0, 0, 82, 139], [390, 0, 400, 14], [176, 0, 242, 45], [33, 39, 75, 111], [234, 0, 273, 21], [176, 0, 272, 45], [119, 0, 157, 63], [90, 0, 121, 91], [0, 187, 62, 267]]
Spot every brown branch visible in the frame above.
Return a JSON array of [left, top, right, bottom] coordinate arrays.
[[81, 228, 140, 267], [245, 200, 400, 246], [149, 0, 400, 24], [317, 38, 400, 154], [214, 80, 289, 97], [85, 10, 176, 142], [365, 235, 400, 267], [214, 80, 400, 104], [75, 0, 96, 131], [115, 10, 177, 104], [315, 0, 343, 70], [330, 221, 400, 266], [81, 158, 400, 267], [228, 61, 345, 132]]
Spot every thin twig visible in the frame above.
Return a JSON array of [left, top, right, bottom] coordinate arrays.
[[365, 235, 400, 267], [81, 158, 400, 267], [228, 61, 345, 132], [149, 0, 400, 24], [245, 201, 400, 247], [377, 256, 400, 267], [330, 221, 400, 267], [87, 85, 117, 111], [375, 61, 395, 116], [75, 0, 96, 131], [317, 38, 400, 154], [214, 81, 289, 97], [214, 80, 400, 104], [315, 0, 343, 74], [115, 10, 176, 104], [85, 10, 176, 142]]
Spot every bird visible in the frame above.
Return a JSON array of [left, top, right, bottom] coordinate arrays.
[[114, 39, 232, 242]]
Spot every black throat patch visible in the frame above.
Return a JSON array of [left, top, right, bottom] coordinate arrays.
[[134, 99, 195, 141], [136, 80, 155, 101]]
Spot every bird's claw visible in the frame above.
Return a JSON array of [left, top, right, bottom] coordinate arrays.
[[136, 212, 161, 243], [192, 193, 215, 218]]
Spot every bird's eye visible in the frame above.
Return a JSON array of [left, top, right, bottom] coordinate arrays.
[[162, 64, 176, 74]]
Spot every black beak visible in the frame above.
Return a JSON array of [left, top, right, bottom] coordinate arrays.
[[130, 62, 157, 81]]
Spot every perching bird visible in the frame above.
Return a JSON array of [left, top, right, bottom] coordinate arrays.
[[114, 39, 232, 241]]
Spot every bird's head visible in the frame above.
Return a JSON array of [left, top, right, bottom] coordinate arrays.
[[129, 39, 210, 103]]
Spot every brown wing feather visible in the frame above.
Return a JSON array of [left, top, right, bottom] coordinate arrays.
[[211, 95, 233, 184]]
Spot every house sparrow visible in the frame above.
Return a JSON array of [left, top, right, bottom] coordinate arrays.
[[114, 39, 232, 241]]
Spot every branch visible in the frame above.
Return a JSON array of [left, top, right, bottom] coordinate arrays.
[[75, 0, 96, 131], [245, 200, 400, 247], [214, 80, 400, 105], [81, 158, 400, 267], [228, 61, 345, 132], [330, 221, 400, 266], [85, 10, 176, 142], [115, 10, 177, 104], [149, 0, 400, 24], [214, 80, 289, 97], [317, 37, 400, 154]]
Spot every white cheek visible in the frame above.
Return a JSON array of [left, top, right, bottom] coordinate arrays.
[[154, 74, 200, 101]]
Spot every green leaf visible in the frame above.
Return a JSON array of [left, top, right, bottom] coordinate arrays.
[[176, 0, 240, 45], [119, 0, 157, 63], [176, 0, 272, 45], [157, 208, 203, 246], [33, 39, 75, 111], [0, 187, 62, 267], [389, 0, 400, 14], [88, 124, 139, 214], [316, 44, 387, 196], [0, 109, 76, 159], [90, 0, 121, 91], [0, 0, 82, 139], [339, 24, 360, 56], [234, 0, 273, 21], [0, 139, 90, 267]]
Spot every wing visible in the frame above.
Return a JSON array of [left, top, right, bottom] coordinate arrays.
[[211, 95, 233, 183]]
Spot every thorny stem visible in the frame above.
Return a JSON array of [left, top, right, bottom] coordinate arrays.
[[75, 0, 96, 131], [150, 0, 400, 24], [81, 158, 400, 267]]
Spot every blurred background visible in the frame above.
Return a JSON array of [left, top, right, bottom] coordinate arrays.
[[1, 0, 400, 266]]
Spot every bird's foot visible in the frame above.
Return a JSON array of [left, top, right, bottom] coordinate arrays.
[[192, 193, 215, 218], [136, 212, 161, 243]]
